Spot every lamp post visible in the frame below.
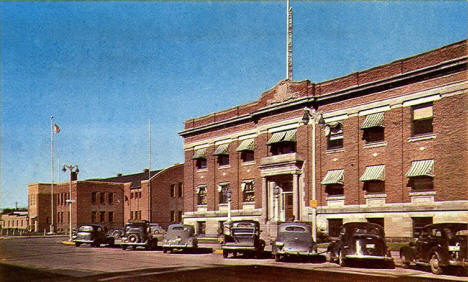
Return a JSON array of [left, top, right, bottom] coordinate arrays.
[[62, 164, 79, 241], [227, 189, 232, 223], [302, 107, 325, 242], [274, 185, 280, 222]]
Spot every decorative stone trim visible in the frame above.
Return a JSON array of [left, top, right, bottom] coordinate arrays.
[[408, 134, 436, 142], [196, 168, 208, 173], [326, 195, 345, 201], [363, 141, 387, 149], [326, 148, 345, 154], [241, 161, 256, 166], [409, 191, 436, 197], [218, 165, 231, 170], [364, 193, 387, 199]]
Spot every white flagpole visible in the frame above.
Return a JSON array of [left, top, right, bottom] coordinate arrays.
[[50, 116, 55, 234], [148, 119, 152, 222]]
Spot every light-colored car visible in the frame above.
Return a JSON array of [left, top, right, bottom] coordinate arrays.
[[162, 224, 198, 253], [272, 222, 322, 262]]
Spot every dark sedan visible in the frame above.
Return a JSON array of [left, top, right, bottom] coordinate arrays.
[[327, 222, 393, 267], [221, 220, 265, 259], [272, 222, 323, 262], [73, 224, 115, 247], [400, 223, 467, 274]]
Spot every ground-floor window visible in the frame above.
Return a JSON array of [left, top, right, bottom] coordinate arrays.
[[412, 217, 433, 238], [328, 218, 343, 237], [197, 221, 206, 235], [367, 217, 384, 229], [325, 184, 344, 196], [170, 211, 175, 222]]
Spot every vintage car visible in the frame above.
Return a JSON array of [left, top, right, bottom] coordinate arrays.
[[327, 222, 393, 267], [162, 224, 198, 253], [73, 224, 115, 247], [120, 220, 158, 250], [221, 220, 265, 259], [400, 223, 468, 274], [272, 222, 321, 262]]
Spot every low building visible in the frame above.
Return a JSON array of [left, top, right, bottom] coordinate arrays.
[[1, 211, 28, 232]]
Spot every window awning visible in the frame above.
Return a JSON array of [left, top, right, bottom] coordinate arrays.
[[360, 112, 385, 129], [236, 139, 254, 152], [266, 130, 296, 145], [406, 160, 434, 178], [413, 106, 433, 120], [213, 144, 229, 156], [321, 170, 344, 185], [196, 185, 206, 194], [325, 122, 343, 136], [360, 165, 385, 182], [192, 148, 207, 160]]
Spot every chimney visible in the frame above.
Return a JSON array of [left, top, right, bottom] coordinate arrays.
[[117, 173, 123, 177]]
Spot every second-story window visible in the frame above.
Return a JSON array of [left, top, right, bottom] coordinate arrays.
[[406, 159, 434, 191], [178, 182, 183, 197], [108, 193, 113, 205], [360, 165, 385, 193], [361, 112, 385, 143], [267, 130, 296, 156], [412, 103, 433, 136], [170, 184, 176, 198], [91, 192, 97, 205], [218, 183, 230, 204], [213, 144, 230, 166], [197, 186, 207, 205], [242, 180, 255, 202], [236, 139, 255, 162], [192, 148, 207, 170], [326, 122, 344, 150], [100, 192, 105, 204]]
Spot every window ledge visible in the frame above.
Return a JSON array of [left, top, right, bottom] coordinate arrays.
[[219, 203, 228, 206], [241, 161, 256, 166], [326, 148, 345, 154], [218, 165, 231, 170], [197, 204, 207, 207], [408, 134, 436, 142], [242, 201, 255, 205], [364, 193, 387, 199], [364, 141, 387, 149], [326, 195, 345, 200], [197, 168, 208, 173], [409, 191, 436, 197]]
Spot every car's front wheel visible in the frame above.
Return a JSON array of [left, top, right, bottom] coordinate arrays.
[[430, 252, 443, 275]]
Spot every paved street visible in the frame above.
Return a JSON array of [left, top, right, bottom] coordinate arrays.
[[0, 236, 466, 281]]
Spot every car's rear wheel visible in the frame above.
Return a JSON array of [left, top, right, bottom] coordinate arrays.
[[223, 250, 228, 258], [430, 252, 443, 275]]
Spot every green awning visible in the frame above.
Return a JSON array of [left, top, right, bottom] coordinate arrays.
[[236, 139, 254, 152], [360, 165, 385, 182], [213, 144, 229, 156], [267, 130, 296, 145], [406, 160, 434, 178], [360, 112, 385, 129], [192, 148, 207, 160], [321, 170, 344, 185]]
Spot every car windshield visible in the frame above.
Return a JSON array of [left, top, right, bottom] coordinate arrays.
[[351, 226, 381, 235], [78, 226, 93, 232], [285, 226, 306, 232], [172, 227, 185, 231]]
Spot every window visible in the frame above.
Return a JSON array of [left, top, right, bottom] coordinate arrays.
[[241, 151, 254, 162], [130, 211, 133, 220], [270, 142, 296, 155], [197, 186, 207, 205], [217, 155, 229, 166], [108, 193, 113, 205], [325, 184, 344, 196], [328, 218, 343, 237], [412, 217, 433, 238], [100, 211, 105, 222], [218, 184, 230, 204], [267, 130, 297, 155], [178, 211, 183, 222], [363, 127, 385, 143], [196, 159, 207, 170], [367, 218, 384, 229], [170, 211, 175, 222], [326, 122, 344, 150], [410, 177, 434, 191], [100, 193, 105, 204], [170, 184, 176, 198], [361, 112, 385, 143], [363, 181, 385, 193], [136, 211, 141, 220], [178, 183, 183, 197], [242, 181, 255, 202], [91, 192, 97, 205], [412, 103, 433, 136], [108, 212, 113, 223], [218, 221, 226, 235], [130, 192, 134, 199], [197, 221, 206, 235], [91, 212, 97, 223]]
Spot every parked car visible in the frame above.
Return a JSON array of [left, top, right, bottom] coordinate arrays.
[[149, 223, 165, 236], [221, 220, 265, 259], [162, 224, 198, 253], [120, 220, 158, 250], [400, 223, 468, 274], [73, 224, 115, 247], [272, 222, 322, 262], [327, 222, 393, 267], [108, 227, 124, 240]]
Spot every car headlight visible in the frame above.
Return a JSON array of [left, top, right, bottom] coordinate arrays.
[[275, 242, 284, 247]]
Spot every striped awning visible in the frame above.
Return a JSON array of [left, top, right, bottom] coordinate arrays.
[[360, 112, 385, 129], [406, 160, 434, 178], [192, 148, 207, 160], [360, 165, 385, 182], [321, 170, 344, 185], [267, 130, 296, 145], [213, 144, 229, 156], [236, 139, 254, 152], [325, 122, 343, 137]]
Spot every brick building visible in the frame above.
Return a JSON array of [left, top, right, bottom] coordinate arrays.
[[1, 211, 28, 232], [179, 40, 468, 240]]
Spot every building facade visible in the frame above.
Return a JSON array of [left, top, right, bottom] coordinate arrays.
[[179, 40, 468, 240], [1, 211, 29, 232]]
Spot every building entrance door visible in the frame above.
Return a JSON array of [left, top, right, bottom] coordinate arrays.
[[283, 192, 294, 221]]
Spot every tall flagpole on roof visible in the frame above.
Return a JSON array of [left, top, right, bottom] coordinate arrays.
[[148, 119, 152, 222], [49, 116, 55, 234], [286, 0, 293, 80]]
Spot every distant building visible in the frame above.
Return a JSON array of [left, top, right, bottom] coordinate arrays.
[[179, 40, 468, 239], [1, 211, 28, 232]]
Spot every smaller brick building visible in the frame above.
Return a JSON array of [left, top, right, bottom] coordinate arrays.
[[1, 211, 28, 232]]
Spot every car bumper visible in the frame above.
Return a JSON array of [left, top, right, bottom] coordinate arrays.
[[120, 242, 148, 246], [162, 244, 194, 248], [276, 249, 319, 256], [73, 239, 94, 244], [222, 245, 257, 251], [346, 254, 394, 261]]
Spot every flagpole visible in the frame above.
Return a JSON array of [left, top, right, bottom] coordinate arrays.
[[50, 116, 55, 234], [148, 119, 152, 222]]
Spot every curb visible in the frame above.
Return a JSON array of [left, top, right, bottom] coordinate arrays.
[[214, 249, 223, 254]]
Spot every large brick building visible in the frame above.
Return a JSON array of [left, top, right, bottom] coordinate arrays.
[[179, 40, 468, 240]]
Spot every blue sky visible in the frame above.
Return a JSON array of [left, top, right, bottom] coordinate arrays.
[[1, 1, 466, 208]]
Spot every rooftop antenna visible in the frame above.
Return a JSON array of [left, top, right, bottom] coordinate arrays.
[[286, 0, 293, 80]]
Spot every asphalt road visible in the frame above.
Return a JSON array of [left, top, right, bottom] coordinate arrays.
[[0, 236, 466, 282]]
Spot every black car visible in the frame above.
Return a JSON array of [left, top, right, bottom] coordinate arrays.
[[73, 224, 115, 247], [221, 220, 265, 259], [272, 222, 322, 262], [162, 224, 198, 253], [120, 220, 158, 250], [400, 223, 468, 274], [327, 222, 393, 267]]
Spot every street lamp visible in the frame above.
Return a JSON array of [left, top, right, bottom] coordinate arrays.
[[227, 189, 232, 223], [62, 164, 78, 241], [273, 185, 281, 222], [302, 107, 325, 242]]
